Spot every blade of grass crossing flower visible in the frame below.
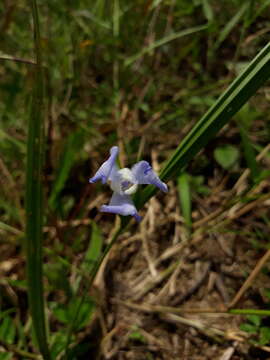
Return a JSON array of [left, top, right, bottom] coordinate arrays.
[[26, 0, 51, 358], [135, 41, 270, 208]]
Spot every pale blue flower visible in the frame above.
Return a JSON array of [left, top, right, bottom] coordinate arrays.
[[89, 146, 168, 222]]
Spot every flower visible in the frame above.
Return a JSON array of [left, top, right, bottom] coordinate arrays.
[[89, 146, 168, 222]]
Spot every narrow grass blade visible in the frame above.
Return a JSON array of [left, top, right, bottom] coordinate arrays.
[[72, 221, 103, 291], [202, 0, 214, 23], [150, 0, 163, 10], [212, 3, 248, 52], [64, 226, 122, 358], [238, 124, 260, 182], [124, 24, 208, 67], [25, 0, 51, 358], [0, 221, 23, 236], [0, 199, 20, 223], [113, 0, 120, 38], [177, 173, 192, 230], [82, 222, 103, 273], [66, 223, 103, 335], [93, 0, 106, 18], [74, 10, 111, 30], [0, 128, 26, 153], [49, 130, 83, 211], [230, 309, 270, 316], [249, 0, 270, 27], [135, 41, 270, 208]]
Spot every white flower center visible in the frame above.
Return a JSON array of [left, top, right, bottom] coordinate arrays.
[[110, 168, 138, 195]]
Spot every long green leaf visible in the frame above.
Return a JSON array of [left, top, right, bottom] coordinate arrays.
[[124, 24, 208, 67], [249, 0, 270, 27], [25, 0, 51, 358], [73, 222, 103, 292], [135, 41, 270, 208], [49, 130, 83, 211], [82, 222, 103, 273], [202, 0, 214, 23], [213, 3, 248, 52], [238, 124, 260, 182], [177, 173, 192, 229], [0, 129, 26, 153]]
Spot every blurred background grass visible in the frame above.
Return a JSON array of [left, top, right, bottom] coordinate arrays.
[[1, 0, 270, 359]]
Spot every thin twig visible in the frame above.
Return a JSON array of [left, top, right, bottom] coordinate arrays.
[[0, 340, 41, 359], [115, 298, 270, 317], [114, 298, 227, 314], [0, 55, 36, 65], [228, 248, 270, 308], [132, 261, 180, 301], [193, 143, 270, 229], [171, 261, 211, 305]]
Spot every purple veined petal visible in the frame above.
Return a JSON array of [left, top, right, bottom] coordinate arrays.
[[100, 192, 142, 222], [131, 160, 168, 193], [89, 146, 119, 184]]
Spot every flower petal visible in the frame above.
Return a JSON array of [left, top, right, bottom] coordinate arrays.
[[89, 146, 119, 184], [100, 192, 142, 222], [131, 160, 168, 192], [109, 168, 138, 195]]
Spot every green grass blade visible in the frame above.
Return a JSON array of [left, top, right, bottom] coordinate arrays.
[[64, 226, 122, 358], [113, 0, 120, 38], [0, 129, 26, 153], [212, 3, 248, 52], [49, 130, 83, 211], [0, 221, 23, 236], [150, 0, 163, 10], [238, 124, 260, 182], [249, 0, 270, 27], [230, 309, 270, 316], [25, 0, 51, 358], [82, 222, 103, 273], [177, 173, 192, 230], [202, 0, 214, 23], [124, 24, 208, 67], [135, 41, 270, 208], [72, 222, 103, 291]]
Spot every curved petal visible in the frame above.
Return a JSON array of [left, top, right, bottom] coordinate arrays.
[[89, 146, 119, 184], [131, 160, 168, 192], [100, 192, 142, 222]]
